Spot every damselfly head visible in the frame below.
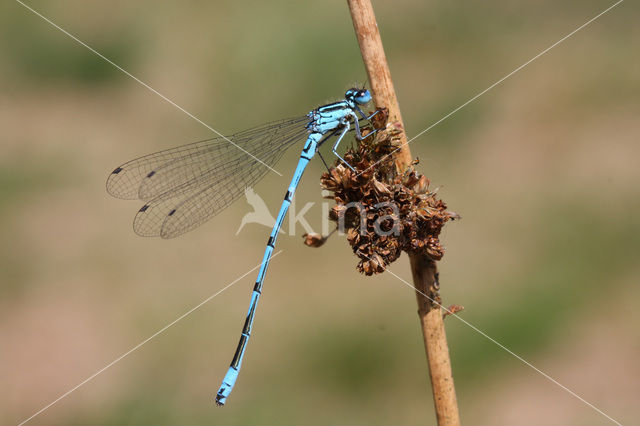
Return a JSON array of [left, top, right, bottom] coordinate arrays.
[[346, 88, 371, 105]]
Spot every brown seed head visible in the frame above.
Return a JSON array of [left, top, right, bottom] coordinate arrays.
[[317, 108, 457, 275]]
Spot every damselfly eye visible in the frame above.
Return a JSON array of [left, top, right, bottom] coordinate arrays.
[[354, 89, 371, 105]]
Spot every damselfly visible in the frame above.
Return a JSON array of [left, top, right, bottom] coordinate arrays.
[[106, 88, 378, 405]]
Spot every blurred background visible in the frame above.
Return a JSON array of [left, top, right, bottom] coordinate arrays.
[[1, 0, 638, 424]]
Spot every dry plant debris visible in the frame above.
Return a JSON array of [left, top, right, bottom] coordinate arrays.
[[307, 109, 459, 275]]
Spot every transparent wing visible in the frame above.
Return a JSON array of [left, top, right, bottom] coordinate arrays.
[[106, 116, 309, 238]]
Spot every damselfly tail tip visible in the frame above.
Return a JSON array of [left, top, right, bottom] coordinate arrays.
[[215, 388, 227, 406]]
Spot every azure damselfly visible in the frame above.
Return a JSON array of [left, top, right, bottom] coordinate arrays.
[[106, 88, 378, 405]]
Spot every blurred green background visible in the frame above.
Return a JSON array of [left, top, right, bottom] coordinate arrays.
[[1, 0, 638, 425]]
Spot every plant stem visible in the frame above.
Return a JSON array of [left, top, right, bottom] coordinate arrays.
[[346, 1, 460, 424]]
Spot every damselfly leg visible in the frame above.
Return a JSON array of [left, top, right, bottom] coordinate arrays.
[[331, 109, 381, 171]]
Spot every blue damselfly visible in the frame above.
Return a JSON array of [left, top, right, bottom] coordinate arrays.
[[107, 88, 378, 405]]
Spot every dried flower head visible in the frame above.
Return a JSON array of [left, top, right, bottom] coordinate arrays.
[[443, 304, 465, 319], [302, 232, 327, 248], [319, 108, 458, 275]]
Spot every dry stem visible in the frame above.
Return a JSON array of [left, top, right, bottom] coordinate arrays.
[[346, 1, 460, 424]]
